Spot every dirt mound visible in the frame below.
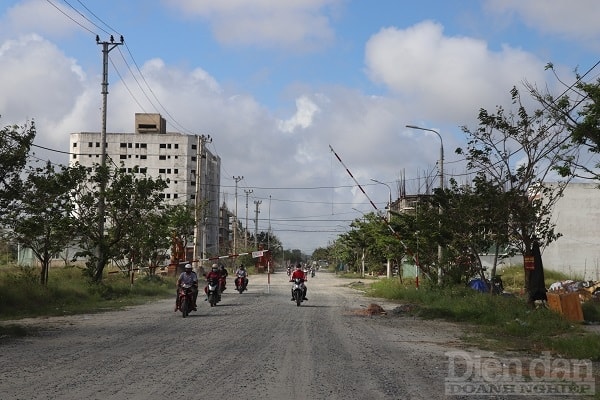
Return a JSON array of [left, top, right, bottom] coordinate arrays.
[[353, 303, 387, 316]]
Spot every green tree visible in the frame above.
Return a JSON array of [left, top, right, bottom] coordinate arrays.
[[457, 87, 570, 300], [2, 162, 87, 285], [0, 119, 36, 209], [72, 164, 168, 282], [526, 64, 600, 180]]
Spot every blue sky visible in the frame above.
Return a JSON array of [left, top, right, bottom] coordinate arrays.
[[2, 0, 600, 254]]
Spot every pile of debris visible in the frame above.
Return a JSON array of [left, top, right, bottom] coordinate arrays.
[[548, 280, 600, 302]]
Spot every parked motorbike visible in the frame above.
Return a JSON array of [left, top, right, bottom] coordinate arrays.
[[291, 278, 305, 307], [206, 278, 220, 307], [235, 276, 248, 293], [176, 283, 195, 318]]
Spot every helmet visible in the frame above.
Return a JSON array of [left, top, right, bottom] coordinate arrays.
[[212, 263, 218, 270], [184, 264, 192, 270], [239, 265, 245, 269], [296, 264, 302, 269]]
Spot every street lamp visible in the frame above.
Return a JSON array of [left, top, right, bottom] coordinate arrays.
[[370, 178, 393, 278], [405, 125, 444, 285]]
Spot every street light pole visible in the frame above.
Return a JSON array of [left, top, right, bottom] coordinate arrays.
[[370, 178, 393, 279], [406, 125, 444, 285]]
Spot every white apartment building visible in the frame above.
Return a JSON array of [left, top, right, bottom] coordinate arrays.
[[69, 113, 221, 258]]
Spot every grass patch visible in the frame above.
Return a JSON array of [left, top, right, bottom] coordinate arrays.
[[366, 277, 600, 361], [0, 266, 175, 323]]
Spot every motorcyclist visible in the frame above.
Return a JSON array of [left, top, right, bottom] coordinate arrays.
[[235, 264, 249, 290], [290, 263, 308, 301], [218, 264, 228, 292], [175, 263, 198, 311], [204, 264, 221, 300]]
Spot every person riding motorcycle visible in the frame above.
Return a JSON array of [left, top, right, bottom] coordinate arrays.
[[204, 264, 221, 300], [290, 263, 308, 301], [218, 264, 228, 292], [235, 265, 249, 290], [175, 263, 198, 311]]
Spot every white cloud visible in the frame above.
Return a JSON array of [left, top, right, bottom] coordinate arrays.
[[0, 34, 85, 130], [485, 0, 600, 44], [277, 96, 320, 133], [364, 21, 546, 122], [0, 0, 79, 38], [165, 0, 338, 50]]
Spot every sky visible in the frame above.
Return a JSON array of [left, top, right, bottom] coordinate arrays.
[[2, 0, 600, 255]]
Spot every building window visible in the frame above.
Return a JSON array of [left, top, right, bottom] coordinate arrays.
[[140, 168, 147, 173], [174, 169, 178, 174], [120, 143, 127, 148], [191, 156, 196, 162], [88, 142, 93, 147], [141, 143, 147, 148], [120, 155, 127, 159], [159, 155, 166, 160], [128, 143, 132, 148], [73, 143, 77, 148], [72, 154, 77, 159], [166, 169, 171, 174], [140, 155, 147, 160], [192, 144, 197, 150], [159, 168, 166, 174], [174, 144, 179, 149], [174, 194, 178, 199], [159, 143, 166, 149], [167, 144, 172, 149], [96, 142, 100, 147], [135, 143, 140, 148]]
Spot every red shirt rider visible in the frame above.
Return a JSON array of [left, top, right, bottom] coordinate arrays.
[[204, 264, 221, 294], [290, 267, 306, 281]]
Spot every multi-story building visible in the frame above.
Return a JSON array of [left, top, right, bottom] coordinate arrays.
[[69, 113, 222, 259]]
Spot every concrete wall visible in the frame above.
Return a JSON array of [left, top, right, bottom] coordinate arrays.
[[542, 183, 600, 280]]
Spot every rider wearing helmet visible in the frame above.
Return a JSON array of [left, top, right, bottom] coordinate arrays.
[[235, 264, 249, 290], [175, 263, 198, 311], [218, 264, 229, 291], [290, 263, 308, 301], [204, 264, 221, 300]]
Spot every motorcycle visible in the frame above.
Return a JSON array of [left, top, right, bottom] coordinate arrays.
[[311, 269, 315, 278], [286, 267, 291, 276], [176, 283, 195, 318], [291, 278, 305, 307], [206, 278, 221, 307], [235, 276, 248, 293]]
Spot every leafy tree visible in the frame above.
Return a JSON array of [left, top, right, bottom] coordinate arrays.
[[457, 87, 570, 300], [526, 64, 600, 180], [2, 162, 87, 285], [72, 164, 168, 282], [164, 203, 195, 266], [0, 119, 36, 209], [441, 177, 512, 284]]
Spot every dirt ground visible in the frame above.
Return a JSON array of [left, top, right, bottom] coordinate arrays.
[[0, 271, 596, 399]]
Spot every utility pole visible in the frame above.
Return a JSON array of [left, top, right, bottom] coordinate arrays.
[[244, 189, 253, 248], [406, 125, 444, 285], [232, 176, 243, 255], [95, 35, 123, 281], [193, 134, 211, 266], [253, 200, 262, 249]]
